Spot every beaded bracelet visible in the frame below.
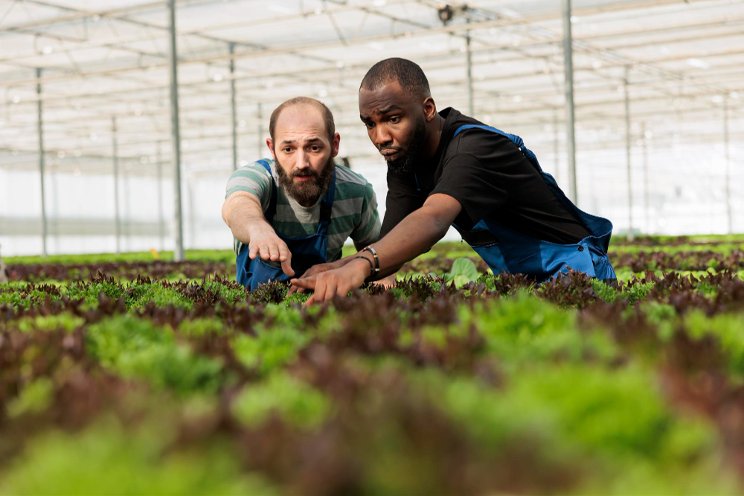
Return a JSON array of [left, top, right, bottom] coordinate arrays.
[[362, 246, 380, 274]]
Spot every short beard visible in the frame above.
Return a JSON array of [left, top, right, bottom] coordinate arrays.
[[275, 156, 334, 207], [386, 117, 427, 175]]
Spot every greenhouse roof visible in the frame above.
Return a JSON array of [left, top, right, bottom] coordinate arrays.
[[1, 0, 742, 178]]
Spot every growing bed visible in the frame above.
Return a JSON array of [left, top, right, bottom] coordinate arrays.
[[1, 236, 743, 495]]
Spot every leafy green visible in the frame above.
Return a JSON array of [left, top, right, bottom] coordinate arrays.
[[0, 418, 277, 496], [86, 316, 223, 394], [231, 372, 330, 430], [446, 257, 480, 288]]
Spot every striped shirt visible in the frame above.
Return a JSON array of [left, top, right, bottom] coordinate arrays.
[[225, 159, 381, 260]]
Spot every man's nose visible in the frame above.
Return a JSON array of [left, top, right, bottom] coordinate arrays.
[[372, 125, 392, 147], [294, 149, 310, 169]]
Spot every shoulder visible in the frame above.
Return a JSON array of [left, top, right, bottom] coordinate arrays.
[[334, 164, 375, 199], [443, 124, 516, 165], [231, 159, 275, 180], [225, 159, 276, 198]]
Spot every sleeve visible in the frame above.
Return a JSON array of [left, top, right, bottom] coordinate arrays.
[[350, 181, 381, 246], [224, 161, 274, 212], [380, 170, 426, 237]]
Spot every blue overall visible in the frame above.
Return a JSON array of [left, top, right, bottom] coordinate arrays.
[[236, 160, 336, 291], [452, 124, 616, 282]]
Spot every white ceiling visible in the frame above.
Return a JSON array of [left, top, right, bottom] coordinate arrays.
[[1, 0, 742, 178]]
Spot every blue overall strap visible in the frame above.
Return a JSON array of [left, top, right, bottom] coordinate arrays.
[[256, 159, 277, 222]]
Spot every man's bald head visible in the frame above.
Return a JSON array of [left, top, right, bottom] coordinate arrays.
[[269, 96, 336, 143]]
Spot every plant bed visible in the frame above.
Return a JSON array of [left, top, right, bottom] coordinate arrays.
[[0, 237, 743, 494]]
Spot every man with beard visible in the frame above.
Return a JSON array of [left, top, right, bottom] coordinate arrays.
[[222, 96, 382, 290], [292, 58, 616, 303]]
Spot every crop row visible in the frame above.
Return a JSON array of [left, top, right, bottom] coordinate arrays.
[[1, 265, 744, 494], [5, 248, 744, 284]]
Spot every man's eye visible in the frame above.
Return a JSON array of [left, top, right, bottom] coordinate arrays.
[[310, 145, 321, 152], [363, 121, 374, 129], [389, 116, 401, 124], [282, 147, 293, 153]]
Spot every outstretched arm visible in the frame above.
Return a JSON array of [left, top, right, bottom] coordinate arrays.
[[290, 193, 461, 303], [222, 191, 294, 276]]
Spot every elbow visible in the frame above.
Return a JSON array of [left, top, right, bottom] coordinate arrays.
[[221, 198, 236, 228], [433, 217, 451, 240], [221, 202, 230, 226]]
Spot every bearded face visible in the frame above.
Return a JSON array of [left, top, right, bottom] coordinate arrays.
[[275, 154, 334, 207], [358, 80, 433, 176], [384, 114, 427, 175]]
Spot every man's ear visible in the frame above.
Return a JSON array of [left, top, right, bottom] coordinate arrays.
[[266, 138, 276, 159], [331, 132, 341, 157], [423, 96, 438, 122]]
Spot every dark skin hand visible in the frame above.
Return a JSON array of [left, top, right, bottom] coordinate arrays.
[[290, 193, 461, 304]]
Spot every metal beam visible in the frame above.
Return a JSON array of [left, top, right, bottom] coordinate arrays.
[[723, 96, 732, 234], [257, 102, 264, 158], [465, 21, 474, 116], [123, 166, 130, 251], [229, 42, 238, 170], [553, 108, 560, 184], [112, 116, 121, 253], [562, 0, 577, 203], [35, 67, 48, 256], [624, 65, 634, 240], [157, 142, 165, 251], [642, 123, 650, 234], [167, 0, 185, 261]]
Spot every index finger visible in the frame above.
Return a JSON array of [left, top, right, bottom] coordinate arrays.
[[290, 277, 317, 290], [287, 285, 306, 295]]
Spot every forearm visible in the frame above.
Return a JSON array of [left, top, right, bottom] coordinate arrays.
[[222, 194, 272, 244], [364, 200, 455, 279]]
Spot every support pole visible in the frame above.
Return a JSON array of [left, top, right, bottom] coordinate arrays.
[[553, 107, 560, 184], [123, 167, 130, 251], [36, 67, 48, 256], [167, 0, 185, 261], [188, 178, 196, 247], [723, 96, 732, 234], [562, 0, 578, 204], [112, 116, 121, 254], [623, 66, 634, 240], [157, 142, 165, 250], [257, 102, 264, 158], [51, 166, 59, 252], [229, 42, 238, 170], [465, 21, 474, 116], [642, 123, 650, 234]]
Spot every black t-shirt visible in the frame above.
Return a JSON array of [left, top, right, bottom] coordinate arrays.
[[381, 108, 590, 243]]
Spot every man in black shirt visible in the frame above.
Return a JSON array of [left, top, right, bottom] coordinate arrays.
[[291, 57, 615, 303]]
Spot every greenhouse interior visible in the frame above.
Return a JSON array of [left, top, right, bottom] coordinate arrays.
[[4, 2, 744, 495], [1, 0, 742, 257]]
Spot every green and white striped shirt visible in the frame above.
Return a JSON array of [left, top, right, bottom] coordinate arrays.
[[225, 159, 381, 260]]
